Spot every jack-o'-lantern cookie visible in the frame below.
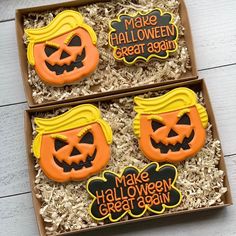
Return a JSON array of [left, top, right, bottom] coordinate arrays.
[[133, 88, 208, 162], [32, 105, 112, 182], [25, 10, 99, 86]]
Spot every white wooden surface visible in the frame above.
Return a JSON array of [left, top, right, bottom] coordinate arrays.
[[0, 0, 236, 235]]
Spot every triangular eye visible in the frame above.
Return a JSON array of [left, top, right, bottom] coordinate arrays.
[[68, 35, 81, 46], [151, 120, 165, 132], [70, 147, 81, 156], [60, 50, 70, 59], [45, 45, 58, 57], [55, 139, 68, 151], [79, 132, 94, 144], [177, 114, 191, 125]]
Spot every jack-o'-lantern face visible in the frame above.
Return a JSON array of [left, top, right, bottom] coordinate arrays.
[[40, 123, 110, 182], [133, 88, 208, 163], [25, 10, 99, 86], [33, 28, 99, 86], [138, 107, 205, 162], [32, 104, 113, 182]]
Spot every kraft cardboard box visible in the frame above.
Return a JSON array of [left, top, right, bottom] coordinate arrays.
[[24, 79, 232, 236], [16, 0, 197, 108]]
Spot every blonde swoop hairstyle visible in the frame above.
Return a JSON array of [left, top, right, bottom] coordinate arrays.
[[25, 10, 97, 65], [32, 104, 112, 159], [133, 87, 208, 137]]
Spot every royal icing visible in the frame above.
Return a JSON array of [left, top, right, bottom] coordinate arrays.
[[87, 162, 182, 222], [32, 104, 112, 182], [109, 8, 178, 64], [133, 88, 208, 162], [25, 10, 99, 86]]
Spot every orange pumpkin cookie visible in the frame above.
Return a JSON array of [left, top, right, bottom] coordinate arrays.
[[133, 88, 208, 162], [32, 105, 112, 182], [25, 10, 99, 86]]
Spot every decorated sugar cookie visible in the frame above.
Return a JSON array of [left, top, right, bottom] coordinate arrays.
[[32, 105, 112, 182], [25, 10, 99, 86], [133, 88, 208, 162], [87, 162, 182, 222], [109, 8, 178, 64]]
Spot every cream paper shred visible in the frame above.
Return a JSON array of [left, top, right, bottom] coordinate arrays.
[[24, 0, 191, 104], [31, 91, 227, 235]]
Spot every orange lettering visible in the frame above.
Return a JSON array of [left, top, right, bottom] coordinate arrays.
[[114, 201, 123, 212], [147, 182, 156, 194], [110, 33, 119, 46], [155, 181, 163, 193], [96, 190, 105, 204], [135, 17, 143, 28], [136, 183, 148, 196], [123, 199, 131, 211], [149, 15, 157, 25], [141, 172, 150, 182], [127, 186, 136, 197], [143, 28, 155, 39], [137, 29, 145, 41], [166, 25, 175, 36], [99, 203, 108, 216], [107, 202, 115, 213], [124, 18, 134, 30], [162, 192, 170, 203], [160, 26, 167, 37], [115, 175, 126, 187], [118, 32, 126, 44], [163, 178, 172, 192], [154, 26, 161, 38]]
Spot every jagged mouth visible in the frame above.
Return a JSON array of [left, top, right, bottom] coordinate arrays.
[[45, 48, 85, 75], [150, 130, 195, 154], [53, 148, 97, 172]]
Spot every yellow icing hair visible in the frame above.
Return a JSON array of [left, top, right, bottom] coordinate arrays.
[[133, 87, 208, 137], [25, 10, 97, 65], [32, 104, 112, 159]]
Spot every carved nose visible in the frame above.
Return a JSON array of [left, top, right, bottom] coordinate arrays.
[[168, 129, 178, 137], [60, 50, 70, 59], [70, 147, 81, 156]]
